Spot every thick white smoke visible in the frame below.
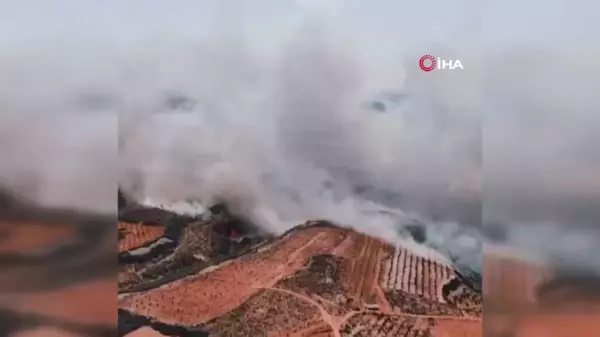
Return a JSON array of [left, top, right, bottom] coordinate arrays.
[[2, 0, 599, 275], [117, 26, 598, 274], [483, 48, 600, 274], [116, 23, 482, 267], [0, 113, 117, 213]]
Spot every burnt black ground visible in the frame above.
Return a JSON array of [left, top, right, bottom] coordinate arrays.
[[119, 309, 209, 337]]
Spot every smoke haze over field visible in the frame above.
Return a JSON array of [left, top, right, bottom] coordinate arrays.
[[1, 0, 599, 273], [0, 114, 117, 213], [115, 24, 483, 266]]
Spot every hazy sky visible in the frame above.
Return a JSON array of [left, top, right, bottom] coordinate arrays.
[[1, 0, 596, 50], [1, 0, 598, 212]]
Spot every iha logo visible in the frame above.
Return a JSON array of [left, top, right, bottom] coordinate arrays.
[[419, 55, 464, 72]]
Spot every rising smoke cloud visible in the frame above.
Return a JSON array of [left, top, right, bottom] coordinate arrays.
[[1, 0, 598, 274], [117, 27, 481, 257]]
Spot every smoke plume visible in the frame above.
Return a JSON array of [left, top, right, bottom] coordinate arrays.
[[1, 0, 598, 276]]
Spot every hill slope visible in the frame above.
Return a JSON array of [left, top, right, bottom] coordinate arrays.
[[118, 204, 482, 337]]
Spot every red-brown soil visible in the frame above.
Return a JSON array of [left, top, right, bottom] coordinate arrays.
[[483, 254, 600, 337], [119, 222, 167, 253], [118, 217, 483, 337], [4, 278, 117, 325], [0, 221, 77, 254]]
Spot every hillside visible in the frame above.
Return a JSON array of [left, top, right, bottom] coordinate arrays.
[[118, 202, 482, 337]]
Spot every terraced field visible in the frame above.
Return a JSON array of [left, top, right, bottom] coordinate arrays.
[[118, 205, 484, 337], [118, 222, 167, 253], [381, 246, 454, 302], [116, 194, 599, 337], [117, 212, 600, 337]]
